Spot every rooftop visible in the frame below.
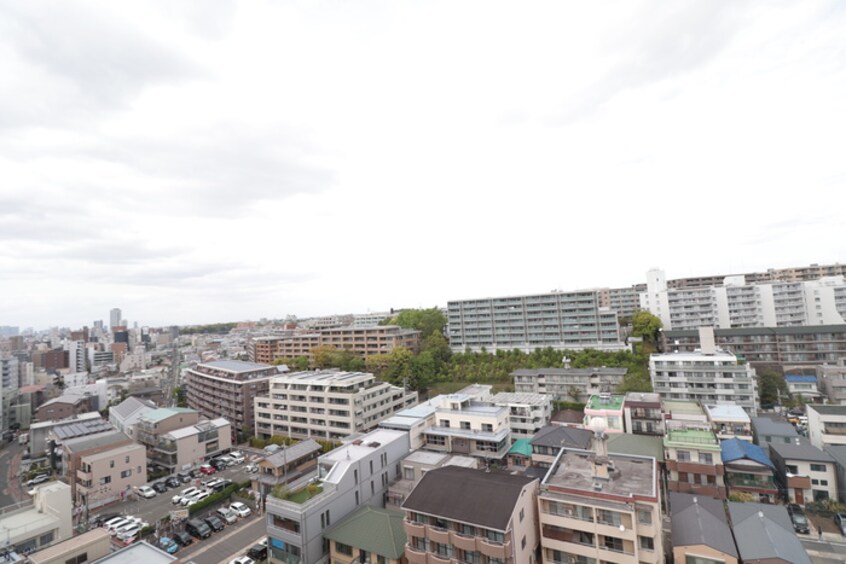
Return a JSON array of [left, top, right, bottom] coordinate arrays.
[[272, 370, 375, 385], [63, 430, 130, 453], [323, 429, 406, 466], [728, 502, 811, 564], [402, 466, 535, 531], [138, 407, 197, 424], [490, 392, 552, 406], [51, 418, 114, 441], [751, 416, 799, 438], [670, 492, 737, 557], [785, 375, 818, 383], [543, 448, 657, 499], [323, 506, 406, 560], [769, 441, 834, 463], [664, 400, 706, 417], [264, 439, 322, 466], [651, 350, 739, 362], [509, 438, 532, 457], [624, 391, 662, 405], [585, 394, 625, 411], [198, 359, 276, 373], [664, 428, 720, 450], [607, 433, 665, 463], [164, 418, 229, 440], [28, 528, 110, 564], [93, 540, 177, 564], [531, 425, 592, 450], [808, 404, 846, 416], [30, 411, 103, 430], [705, 404, 751, 422], [720, 438, 775, 469], [511, 367, 628, 377]]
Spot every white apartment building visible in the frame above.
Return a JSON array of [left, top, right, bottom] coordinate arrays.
[[0, 482, 72, 555], [490, 392, 553, 440], [254, 371, 418, 442], [447, 290, 624, 353], [420, 394, 511, 461], [650, 329, 759, 415], [641, 268, 846, 330], [512, 366, 628, 402], [807, 405, 846, 449]]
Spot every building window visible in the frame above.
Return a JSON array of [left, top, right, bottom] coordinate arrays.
[[521, 535, 526, 550], [335, 541, 353, 556], [519, 508, 525, 522], [677, 450, 691, 462], [482, 423, 493, 432], [459, 523, 476, 536], [65, 554, 88, 564], [354, 469, 358, 484], [125, 456, 130, 463], [39, 532, 54, 546], [99, 476, 111, 485], [120, 469, 131, 478], [460, 421, 471, 430], [486, 530, 505, 544], [440, 420, 450, 428], [603, 536, 623, 552], [637, 509, 652, 525], [597, 510, 622, 527], [700, 452, 713, 465], [109, 460, 115, 468], [811, 463, 827, 472], [355, 491, 359, 506], [639, 536, 654, 551]]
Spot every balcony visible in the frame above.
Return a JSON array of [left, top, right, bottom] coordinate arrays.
[[426, 525, 450, 544], [405, 520, 426, 537], [479, 538, 510, 560], [404, 544, 427, 564], [451, 531, 478, 552]]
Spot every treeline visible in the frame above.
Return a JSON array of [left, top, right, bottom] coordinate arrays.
[[179, 322, 238, 335]]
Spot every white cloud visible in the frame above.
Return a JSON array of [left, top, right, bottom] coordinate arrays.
[[2, 0, 845, 328]]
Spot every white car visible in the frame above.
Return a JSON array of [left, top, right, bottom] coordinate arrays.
[[102, 517, 127, 530], [116, 523, 143, 541], [172, 487, 199, 505], [137, 485, 157, 499], [245, 463, 258, 473], [229, 557, 254, 564], [216, 507, 238, 524], [185, 490, 211, 506], [105, 518, 131, 533], [228, 451, 245, 464], [230, 502, 252, 518]]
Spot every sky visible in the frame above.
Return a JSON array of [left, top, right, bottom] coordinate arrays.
[[2, 1, 845, 329]]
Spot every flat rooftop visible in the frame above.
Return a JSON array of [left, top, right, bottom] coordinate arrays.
[[705, 404, 750, 422], [323, 429, 406, 464], [273, 371, 374, 384], [586, 394, 625, 411], [665, 428, 720, 449], [94, 541, 177, 563], [490, 392, 552, 406], [543, 449, 656, 499], [664, 400, 706, 417], [197, 360, 275, 373]]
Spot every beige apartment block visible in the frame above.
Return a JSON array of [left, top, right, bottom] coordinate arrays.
[[150, 418, 232, 473], [0, 481, 73, 555], [262, 325, 421, 365], [28, 527, 112, 564], [255, 371, 418, 442], [420, 393, 511, 461]]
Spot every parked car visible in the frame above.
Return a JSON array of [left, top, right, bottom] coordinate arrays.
[[230, 501, 252, 518], [229, 557, 254, 564], [834, 513, 846, 535], [166, 476, 182, 488], [216, 507, 238, 524], [247, 544, 267, 561], [209, 458, 227, 471], [92, 513, 121, 527], [137, 485, 157, 499], [787, 504, 810, 534], [173, 487, 200, 505], [102, 517, 129, 531], [199, 464, 216, 475], [26, 474, 50, 487], [245, 463, 259, 473], [204, 515, 225, 532], [152, 481, 169, 494], [177, 472, 192, 483], [117, 524, 143, 542], [173, 531, 194, 548], [158, 536, 179, 554], [210, 479, 232, 493], [183, 489, 211, 507], [228, 451, 245, 464], [185, 518, 212, 540]]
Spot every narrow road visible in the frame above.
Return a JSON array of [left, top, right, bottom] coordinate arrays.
[[0, 442, 26, 507]]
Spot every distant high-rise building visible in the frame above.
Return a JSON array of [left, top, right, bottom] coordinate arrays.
[[109, 308, 122, 329], [66, 340, 87, 374]]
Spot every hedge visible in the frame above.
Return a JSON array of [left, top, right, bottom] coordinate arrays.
[[187, 480, 251, 515]]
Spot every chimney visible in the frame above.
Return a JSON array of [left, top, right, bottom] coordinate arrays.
[[698, 327, 716, 355]]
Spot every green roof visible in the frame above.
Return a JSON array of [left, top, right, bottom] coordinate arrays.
[[509, 438, 532, 457], [608, 434, 665, 463], [664, 428, 720, 451], [140, 407, 196, 423], [323, 506, 406, 559], [586, 394, 625, 411]]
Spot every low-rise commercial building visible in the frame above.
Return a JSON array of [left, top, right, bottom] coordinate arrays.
[[816, 362, 846, 404], [403, 466, 539, 564], [108, 397, 157, 440], [255, 371, 418, 442]]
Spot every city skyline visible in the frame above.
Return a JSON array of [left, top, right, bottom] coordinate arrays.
[[2, 1, 844, 329]]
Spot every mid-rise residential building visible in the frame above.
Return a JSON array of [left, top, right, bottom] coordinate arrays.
[[728, 502, 811, 564], [420, 394, 511, 461], [670, 493, 738, 564], [133, 406, 200, 452], [385, 450, 477, 511], [0, 481, 72, 555], [352, 311, 392, 328], [265, 429, 410, 564], [720, 438, 777, 502], [537, 436, 664, 564], [641, 268, 846, 330], [705, 404, 753, 441], [623, 392, 665, 436], [785, 374, 823, 401], [769, 440, 838, 504], [255, 326, 421, 364], [62, 430, 147, 509], [816, 362, 846, 404], [184, 360, 280, 442], [147, 418, 232, 474], [254, 371, 418, 442], [489, 391, 552, 440], [512, 366, 627, 402], [807, 404, 846, 449], [324, 506, 406, 564], [664, 424, 726, 499], [650, 328, 759, 415], [252, 439, 322, 497], [583, 393, 625, 433], [447, 290, 624, 353], [403, 466, 539, 564]]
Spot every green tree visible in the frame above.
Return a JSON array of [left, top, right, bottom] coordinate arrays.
[[758, 369, 788, 408], [384, 308, 446, 340], [312, 345, 339, 369], [631, 310, 663, 347]]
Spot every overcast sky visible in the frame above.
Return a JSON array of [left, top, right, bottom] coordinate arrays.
[[2, 1, 845, 329]]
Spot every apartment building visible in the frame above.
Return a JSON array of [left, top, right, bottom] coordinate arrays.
[[705, 404, 752, 441], [537, 438, 664, 564], [255, 371, 418, 442], [807, 404, 846, 449], [583, 393, 625, 433], [447, 290, 624, 353], [623, 392, 665, 436], [769, 441, 838, 504], [664, 424, 726, 499], [385, 450, 477, 511], [512, 367, 628, 402], [403, 466, 539, 564], [184, 360, 280, 442], [650, 329, 759, 415], [255, 326, 421, 364], [134, 407, 200, 450], [489, 392, 553, 440], [0, 482, 72, 555], [148, 418, 232, 473], [252, 439, 322, 497], [250, 335, 289, 364], [641, 268, 846, 330], [816, 362, 846, 403], [62, 430, 147, 509], [265, 429, 410, 564], [420, 394, 511, 461]]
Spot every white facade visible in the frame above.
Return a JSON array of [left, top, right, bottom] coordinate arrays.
[[65, 341, 86, 373], [640, 269, 846, 330], [490, 392, 553, 440], [0, 482, 73, 554], [421, 394, 511, 460], [650, 350, 759, 415], [807, 405, 846, 449]]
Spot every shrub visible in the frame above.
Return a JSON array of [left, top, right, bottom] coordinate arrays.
[[187, 482, 247, 515]]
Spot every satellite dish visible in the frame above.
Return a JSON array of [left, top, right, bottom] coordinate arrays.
[[588, 417, 608, 435]]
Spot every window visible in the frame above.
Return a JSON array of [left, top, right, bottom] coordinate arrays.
[[486, 530, 505, 544], [786, 464, 799, 474], [685, 557, 725, 564], [637, 509, 652, 525], [597, 510, 622, 526], [603, 536, 623, 552], [39, 532, 54, 545], [482, 423, 493, 432], [371, 481, 375, 495], [700, 452, 713, 465], [335, 541, 353, 556], [677, 450, 691, 462], [65, 554, 88, 564], [109, 460, 115, 468], [370, 460, 374, 474], [99, 476, 111, 485], [460, 421, 471, 430], [440, 420, 450, 428], [354, 469, 358, 484], [272, 515, 300, 533], [459, 523, 476, 536], [120, 469, 131, 478], [521, 535, 526, 550], [125, 456, 130, 463], [639, 536, 654, 551], [519, 508, 525, 522], [411, 536, 428, 551], [355, 491, 359, 505], [811, 463, 827, 472]]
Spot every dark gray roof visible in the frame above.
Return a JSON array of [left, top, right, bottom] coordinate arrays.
[[751, 416, 799, 439], [808, 405, 846, 415], [62, 430, 130, 453], [401, 466, 535, 531], [670, 493, 737, 557], [264, 439, 321, 466], [530, 425, 592, 450], [769, 441, 834, 463], [728, 502, 811, 564], [52, 418, 114, 441], [665, 324, 846, 337], [109, 397, 156, 420], [824, 445, 846, 468]]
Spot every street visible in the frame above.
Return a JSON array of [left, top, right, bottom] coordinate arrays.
[[178, 515, 266, 564], [0, 441, 27, 507]]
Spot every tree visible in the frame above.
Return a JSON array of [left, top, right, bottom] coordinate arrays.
[[758, 369, 788, 408], [384, 308, 446, 340], [631, 310, 663, 347], [311, 346, 339, 369]]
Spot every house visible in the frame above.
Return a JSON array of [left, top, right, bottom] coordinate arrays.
[[807, 404, 846, 449], [623, 392, 664, 436], [324, 506, 406, 564], [727, 502, 811, 564], [252, 439, 322, 497], [35, 393, 98, 422], [529, 425, 592, 468], [824, 445, 846, 503], [670, 492, 738, 564], [403, 466, 539, 564], [664, 424, 726, 499], [785, 374, 822, 402], [583, 393, 625, 433], [705, 404, 753, 441], [720, 438, 777, 502], [108, 396, 157, 439], [751, 415, 800, 447], [507, 438, 533, 469], [770, 441, 838, 503], [385, 450, 477, 511]]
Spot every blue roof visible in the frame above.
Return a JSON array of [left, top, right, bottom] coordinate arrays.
[[721, 438, 775, 469], [785, 375, 817, 383]]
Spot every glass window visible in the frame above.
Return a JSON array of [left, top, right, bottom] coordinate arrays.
[[811, 463, 827, 472], [639, 536, 654, 551], [335, 542, 353, 556]]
